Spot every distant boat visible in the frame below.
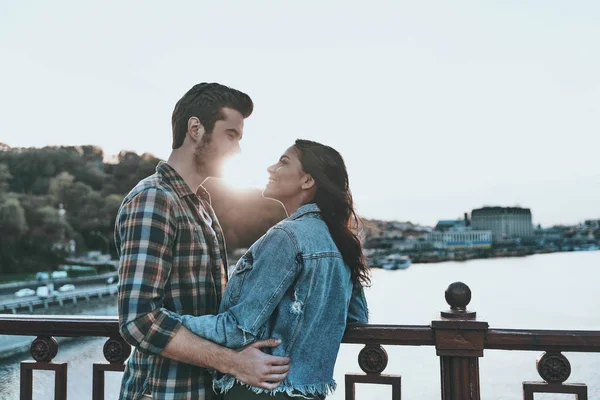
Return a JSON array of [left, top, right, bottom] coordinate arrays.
[[381, 255, 411, 270], [574, 244, 599, 251]]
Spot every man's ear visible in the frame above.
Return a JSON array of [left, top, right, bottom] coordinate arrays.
[[302, 174, 316, 190], [187, 116, 205, 143]]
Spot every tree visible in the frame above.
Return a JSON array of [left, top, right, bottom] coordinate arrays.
[[21, 205, 73, 272], [0, 198, 28, 235], [0, 197, 28, 273], [49, 172, 75, 205], [204, 179, 286, 249], [0, 145, 293, 273], [0, 163, 12, 198]]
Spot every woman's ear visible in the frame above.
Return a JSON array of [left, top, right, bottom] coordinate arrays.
[[302, 174, 315, 190]]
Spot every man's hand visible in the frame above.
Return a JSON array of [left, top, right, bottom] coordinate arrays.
[[227, 339, 290, 390], [161, 326, 289, 390]]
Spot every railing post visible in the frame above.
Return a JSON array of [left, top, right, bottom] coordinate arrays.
[[20, 336, 67, 400], [345, 344, 401, 400], [92, 336, 131, 400], [432, 282, 488, 400]]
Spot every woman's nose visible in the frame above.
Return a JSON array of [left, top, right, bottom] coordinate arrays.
[[266, 164, 276, 174]]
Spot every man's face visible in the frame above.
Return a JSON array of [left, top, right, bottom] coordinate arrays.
[[193, 107, 244, 177]]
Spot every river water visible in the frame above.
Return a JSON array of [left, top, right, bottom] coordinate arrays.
[[0, 251, 598, 399]]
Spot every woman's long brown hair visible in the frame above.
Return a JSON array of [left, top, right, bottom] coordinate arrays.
[[294, 139, 371, 287]]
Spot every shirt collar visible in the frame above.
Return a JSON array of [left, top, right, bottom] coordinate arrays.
[[156, 161, 211, 202], [287, 203, 321, 221]]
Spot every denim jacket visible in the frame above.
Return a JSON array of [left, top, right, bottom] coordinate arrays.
[[179, 203, 369, 398]]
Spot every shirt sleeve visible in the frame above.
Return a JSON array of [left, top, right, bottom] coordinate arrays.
[[115, 187, 182, 355], [347, 283, 369, 324], [179, 226, 300, 349]]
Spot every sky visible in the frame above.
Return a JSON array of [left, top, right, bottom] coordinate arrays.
[[0, 1, 598, 227]]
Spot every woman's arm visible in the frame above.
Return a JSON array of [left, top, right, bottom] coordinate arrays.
[[179, 226, 301, 349], [347, 283, 369, 324]]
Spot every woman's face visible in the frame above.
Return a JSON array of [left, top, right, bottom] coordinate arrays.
[[263, 146, 308, 202]]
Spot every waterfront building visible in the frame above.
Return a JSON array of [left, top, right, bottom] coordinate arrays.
[[391, 236, 426, 251], [435, 220, 466, 232], [426, 230, 492, 250], [584, 219, 600, 230], [471, 207, 534, 241], [534, 227, 563, 244], [434, 213, 470, 232]]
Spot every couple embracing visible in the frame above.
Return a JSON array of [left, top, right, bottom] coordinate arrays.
[[115, 83, 369, 400]]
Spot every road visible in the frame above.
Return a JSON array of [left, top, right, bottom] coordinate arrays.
[[0, 283, 117, 307]]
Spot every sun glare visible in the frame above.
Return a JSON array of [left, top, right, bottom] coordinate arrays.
[[221, 156, 268, 190]]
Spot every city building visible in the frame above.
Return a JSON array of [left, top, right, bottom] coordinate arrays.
[[534, 227, 563, 244], [435, 213, 470, 232], [391, 236, 427, 251], [471, 207, 534, 241], [426, 230, 492, 250], [435, 220, 466, 232]]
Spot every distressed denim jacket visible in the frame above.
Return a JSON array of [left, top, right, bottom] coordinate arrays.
[[179, 203, 369, 398]]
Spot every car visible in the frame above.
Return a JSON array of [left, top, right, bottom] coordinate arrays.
[[36, 286, 55, 298], [58, 284, 75, 292], [51, 271, 68, 279], [14, 288, 36, 297], [35, 272, 50, 281]]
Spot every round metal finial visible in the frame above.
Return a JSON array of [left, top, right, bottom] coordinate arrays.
[[31, 336, 58, 362], [536, 352, 571, 383], [441, 282, 476, 319], [445, 282, 471, 309], [358, 345, 388, 374], [103, 337, 132, 364]]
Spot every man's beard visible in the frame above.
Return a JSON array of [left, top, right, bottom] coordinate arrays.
[[193, 133, 221, 177]]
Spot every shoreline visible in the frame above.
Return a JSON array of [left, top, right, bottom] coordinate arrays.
[[369, 247, 599, 267]]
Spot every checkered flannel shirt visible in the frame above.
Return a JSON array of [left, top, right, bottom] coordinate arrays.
[[115, 161, 228, 400]]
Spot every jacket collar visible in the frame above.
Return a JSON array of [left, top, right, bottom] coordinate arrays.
[[287, 203, 321, 221], [156, 161, 211, 202]]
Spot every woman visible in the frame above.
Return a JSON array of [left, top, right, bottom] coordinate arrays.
[[179, 139, 370, 399]]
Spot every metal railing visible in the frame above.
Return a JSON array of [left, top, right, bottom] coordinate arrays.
[[1, 282, 599, 400]]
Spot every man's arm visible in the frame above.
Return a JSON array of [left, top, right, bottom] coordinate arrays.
[[116, 187, 182, 354], [178, 227, 300, 348], [162, 325, 289, 390], [116, 188, 289, 389]]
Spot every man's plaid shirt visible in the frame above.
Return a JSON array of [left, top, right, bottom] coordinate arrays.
[[115, 161, 228, 400]]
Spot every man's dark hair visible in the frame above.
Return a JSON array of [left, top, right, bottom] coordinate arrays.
[[171, 83, 253, 149]]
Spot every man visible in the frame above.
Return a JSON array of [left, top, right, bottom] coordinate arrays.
[[115, 83, 290, 400]]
